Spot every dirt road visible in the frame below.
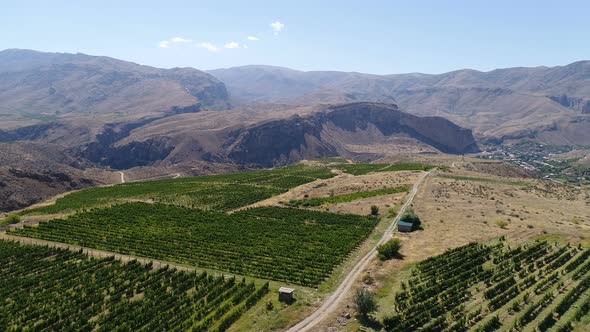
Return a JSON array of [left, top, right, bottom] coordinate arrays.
[[119, 171, 126, 183], [286, 170, 432, 332]]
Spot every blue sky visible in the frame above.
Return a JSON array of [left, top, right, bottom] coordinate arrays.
[[2, 0, 589, 74]]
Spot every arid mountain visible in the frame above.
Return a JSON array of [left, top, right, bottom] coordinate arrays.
[[0, 99, 478, 212], [0, 142, 117, 211], [0, 49, 229, 126], [208, 65, 398, 104], [208, 62, 590, 145], [0, 102, 478, 169]]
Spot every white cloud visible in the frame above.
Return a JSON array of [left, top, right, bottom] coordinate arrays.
[[224, 41, 240, 49], [243, 44, 249, 49], [159, 37, 192, 49], [247, 36, 259, 41], [171, 37, 192, 43], [270, 21, 285, 35], [198, 42, 219, 52]]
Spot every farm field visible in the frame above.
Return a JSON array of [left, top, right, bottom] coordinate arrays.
[[282, 185, 409, 207], [382, 240, 590, 332], [11, 203, 377, 287], [0, 240, 268, 332], [335, 163, 435, 176], [435, 174, 530, 186], [307, 160, 590, 332], [20, 165, 337, 215], [245, 168, 423, 216]]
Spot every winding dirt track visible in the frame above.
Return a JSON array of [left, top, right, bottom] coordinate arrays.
[[286, 170, 432, 332]]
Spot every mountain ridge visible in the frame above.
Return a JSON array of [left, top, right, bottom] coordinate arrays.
[[0, 49, 230, 122], [208, 61, 590, 145]]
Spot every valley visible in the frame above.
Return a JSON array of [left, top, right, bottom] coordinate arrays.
[[1, 47, 589, 332], [2, 157, 589, 331]]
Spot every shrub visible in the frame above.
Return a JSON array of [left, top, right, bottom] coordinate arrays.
[[496, 220, 509, 229], [370, 205, 379, 216], [401, 210, 421, 229], [377, 238, 401, 260], [265, 300, 274, 311], [3, 213, 21, 225], [362, 272, 374, 285], [353, 288, 378, 318]]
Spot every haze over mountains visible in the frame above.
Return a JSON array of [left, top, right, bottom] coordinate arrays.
[[0, 48, 588, 211], [209, 62, 590, 144], [0, 49, 229, 122]]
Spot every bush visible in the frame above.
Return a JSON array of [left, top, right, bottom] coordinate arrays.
[[370, 205, 379, 216], [3, 213, 21, 225], [496, 220, 509, 229], [362, 272, 374, 285], [401, 210, 421, 229], [377, 238, 401, 260], [265, 300, 274, 311], [353, 288, 378, 318], [383, 314, 402, 330]]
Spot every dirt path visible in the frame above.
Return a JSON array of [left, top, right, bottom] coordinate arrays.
[[119, 171, 126, 183], [286, 170, 432, 332]]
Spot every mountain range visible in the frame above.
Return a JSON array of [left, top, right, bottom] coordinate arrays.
[[209, 62, 590, 144]]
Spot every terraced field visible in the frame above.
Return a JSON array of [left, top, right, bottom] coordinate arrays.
[[12, 203, 377, 286], [383, 240, 590, 332], [0, 240, 268, 332]]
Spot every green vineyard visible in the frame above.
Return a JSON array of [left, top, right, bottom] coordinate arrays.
[[21, 165, 337, 215], [0, 240, 268, 332], [383, 240, 590, 332], [335, 163, 435, 176], [11, 203, 377, 286]]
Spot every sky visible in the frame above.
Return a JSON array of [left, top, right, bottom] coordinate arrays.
[[1, 0, 589, 74]]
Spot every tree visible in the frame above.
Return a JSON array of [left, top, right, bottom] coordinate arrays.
[[400, 210, 421, 229], [377, 238, 402, 260], [353, 288, 378, 319], [370, 205, 379, 216]]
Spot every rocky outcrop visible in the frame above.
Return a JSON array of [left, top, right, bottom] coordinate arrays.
[[549, 95, 590, 113], [0, 123, 66, 142], [223, 103, 479, 166], [325, 103, 479, 154], [0, 100, 479, 170], [225, 115, 337, 166]]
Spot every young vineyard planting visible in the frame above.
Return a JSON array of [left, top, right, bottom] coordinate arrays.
[[383, 240, 590, 332], [283, 185, 409, 207], [21, 165, 337, 215], [0, 240, 268, 332], [11, 203, 376, 286]]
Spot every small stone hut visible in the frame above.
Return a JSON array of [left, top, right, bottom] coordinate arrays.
[[278, 287, 295, 303]]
